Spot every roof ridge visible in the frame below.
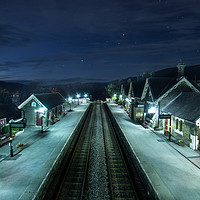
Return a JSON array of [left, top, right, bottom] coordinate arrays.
[[157, 79, 177, 99], [34, 92, 60, 96], [162, 92, 182, 112]]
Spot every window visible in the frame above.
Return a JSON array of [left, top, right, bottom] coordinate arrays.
[[180, 120, 183, 132], [175, 118, 184, 134], [31, 102, 36, 107], [176, 119, 178, 129]]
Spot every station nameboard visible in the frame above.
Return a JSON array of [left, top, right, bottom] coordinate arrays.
[[10, 123, 26, 128], [159, 114, 171, 119], [10, 118, 26, 128]]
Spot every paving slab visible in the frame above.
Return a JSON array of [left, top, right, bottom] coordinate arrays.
[[0, 103, 89, 200], [108, 103, 200, 200]]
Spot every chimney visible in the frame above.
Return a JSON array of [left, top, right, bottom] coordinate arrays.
[[177, 58, 186, 79], [128, 81, 133, 98], [120, 84, 123, 95]]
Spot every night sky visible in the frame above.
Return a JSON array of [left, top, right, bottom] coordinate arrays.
[[0, 0, 200, 84]]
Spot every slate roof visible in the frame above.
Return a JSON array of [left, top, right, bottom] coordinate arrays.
[[34, 92, 66, 110], [148, 77, 177, 101], [162, 92, 200, 122], [0, 104, 21, 121], [133, 80, 146, 98]]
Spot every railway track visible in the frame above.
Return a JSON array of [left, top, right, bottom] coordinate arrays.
[[55, 103, 96, 200], [101, 103, 139, 199], [44, 102, 146, 200]]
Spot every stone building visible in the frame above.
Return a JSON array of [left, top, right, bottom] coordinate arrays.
[[128, 79, 146, 120], [18, 92, 66, 128], [141, 76, 200, 129], [162, 92, 200, 150]]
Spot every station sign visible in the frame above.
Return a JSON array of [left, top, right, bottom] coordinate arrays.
[[10, 123, 26, 128], [159, 114, 171, 119], [10, 118, 27, 128]]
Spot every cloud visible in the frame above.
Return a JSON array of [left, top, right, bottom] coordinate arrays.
[[0, 0, 199, 82], [0, 24, 31, 47]]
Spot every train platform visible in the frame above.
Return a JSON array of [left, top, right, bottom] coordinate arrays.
[[0, 103, 89, 200], [108, 103, 200, 200]]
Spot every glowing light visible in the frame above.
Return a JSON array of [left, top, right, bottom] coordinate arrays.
[[196, 118, 200, 129], [68, 97, 72, 102], [148, 106, 157, 114], [84, 94, 88, 98], [35, 107, 45, 113], [77, 94, 80, 98]]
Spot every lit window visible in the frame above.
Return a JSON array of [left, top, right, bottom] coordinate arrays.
[[31, 102, 36, 107]]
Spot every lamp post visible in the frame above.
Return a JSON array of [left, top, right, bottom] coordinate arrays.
[[68, 97, 72, 111], [9, 119, 14, 157], [125, 97, 129, 111], [84, 94, 88, 103], [113, 94, 117, 103], [77, 94, 80, 105]]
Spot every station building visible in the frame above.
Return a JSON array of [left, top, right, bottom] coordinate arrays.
[[162, 92, 200, 150], [18, 92, 66, 127], [141, 60, 200, 130]]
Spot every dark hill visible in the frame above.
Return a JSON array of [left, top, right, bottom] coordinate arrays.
[[106, 64, 200, 98], [153, 65, 200, 81], [0, 81, 24, 91], [47, 82, 109, 100]]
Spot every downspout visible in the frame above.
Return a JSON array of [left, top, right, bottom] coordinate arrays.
[[194, 126, 197, 150], [195, 127, 196, 150], [157, 102, 160, 127], [169, 115, 172, 141]]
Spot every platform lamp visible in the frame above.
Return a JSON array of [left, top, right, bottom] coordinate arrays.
[[84, 94, 88, 103], [68, 97, 72, 111], [9, 119, 15, 157], [77, 94, 80, 105]]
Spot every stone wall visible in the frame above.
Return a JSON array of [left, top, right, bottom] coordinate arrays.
[[171, 116, 199, 149], [22, 99, 41, 126]]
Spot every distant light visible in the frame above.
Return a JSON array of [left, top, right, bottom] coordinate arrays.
[[68, 97, 72, 102], [196, 118, 200, 129], [114, 94, 117, 97], [84, 94, 88, 98], [126, 98, 129, 102], [119, 95, 122, 98], [35, 107, 45, 113], [148, 106, 157, 114], [77, 94, 80, 98]]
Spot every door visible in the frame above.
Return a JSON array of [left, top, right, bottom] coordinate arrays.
[[165, 119, 168, 130], [36, 112, 42, 126]]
